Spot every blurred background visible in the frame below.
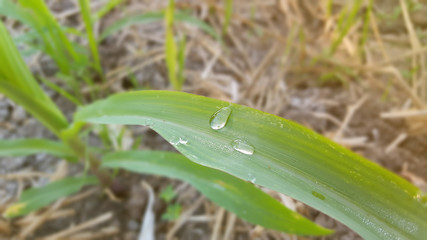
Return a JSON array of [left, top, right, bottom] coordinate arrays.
[[1, 0, 427, 239]]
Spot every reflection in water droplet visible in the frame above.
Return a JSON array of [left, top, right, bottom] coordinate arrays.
[[209, 107, 232, 130], [247, 173, 256, 184], [170, 137, 188, 146], [232, 139, 254, 155], [312, 191, 325, 200]]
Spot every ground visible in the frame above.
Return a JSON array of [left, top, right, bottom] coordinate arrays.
[[1, 0, 427, 239]]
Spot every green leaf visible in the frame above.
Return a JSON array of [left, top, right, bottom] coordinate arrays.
[[173, 11, 220, 41], [99, 11, 219, 41], [0, 22, 68, 136], [99, 12, 162, 41], [162, 203, 181, 221], [160, 185, 176, 202], [0, 0, 33, 26], [165, 0, 178, 90], [0, 139, 77, 162], [78, 0, 103, 76], [75, 90, 427, 239], [222, 0, 233, 35], [4, 176, 98, 218], [16, 0, 82, 75], [0, 81, 68, 136], [102, 150, 331, 235], [92, 0, 124, 21]]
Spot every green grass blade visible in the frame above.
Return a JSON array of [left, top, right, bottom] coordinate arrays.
[[78, 0, 103, 76], [3, 176, 98, 218], [93, 0, 123, 21], [99, 12, 163, 41], [102, 150, 332, 235], [99, 11, 219, 41], [39, 77, 82, 106], [0, 139, 77, 162], [75, 90, 427, 239], [165, 0, 178, 90], [177, 35, 186, 87], [222, 0, 233, 35], [0, 0, 33, 27], [329, 0, 363, 55], [0, 22, 68, 136], [16, 0, 81, 74], [174, 11, 220, 41]]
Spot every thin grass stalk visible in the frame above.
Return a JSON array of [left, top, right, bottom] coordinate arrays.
[[78, 0, 104, 79]]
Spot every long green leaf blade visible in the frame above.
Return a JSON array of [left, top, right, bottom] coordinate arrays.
[[102, 150, 331, 235], [4, 176, 98, 218], [99, 11, 219, 41], [74, 90, 427, 239], [164, 0, 178, 90], [16, 0, 81, 74], [0, 139, 77, 162], [0, 22, 68, 136], [78, 0, 103, 76]]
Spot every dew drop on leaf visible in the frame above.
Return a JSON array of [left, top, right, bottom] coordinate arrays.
[[232, 139, 254, 155], [209, 107, 232, 130], [170, 137, 188, 146], [247, 173, 256, 184]]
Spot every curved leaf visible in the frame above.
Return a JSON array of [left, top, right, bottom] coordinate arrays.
[[99, 11, 219, 41], [0, 22, 69, 136], [75, 90, 427, 239], [4, 176, 98, 218], [0, 139, 77, 162], [102, 150, 331, 235]]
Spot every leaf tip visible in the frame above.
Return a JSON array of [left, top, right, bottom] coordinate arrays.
[[3, 202, 27, 218]]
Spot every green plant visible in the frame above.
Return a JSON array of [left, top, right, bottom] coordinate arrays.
[[1, 2, 427, 240], [0, 15, 330, 236], [160, 185, 181, 221], [222, 0, 233, 35], [164, 0, 184, 91], [0, 0, 114, 102], [329, 0, 363, 55]]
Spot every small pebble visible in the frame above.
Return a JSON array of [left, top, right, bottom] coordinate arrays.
[[127, 220, 139, 231], [11, 106, 27, 122]]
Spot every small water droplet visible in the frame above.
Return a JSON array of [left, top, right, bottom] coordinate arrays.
[[145, 119, 155, 127], [170, 137, 188, 146], [209, 107, 232, 130], [312, 191, 325, 200], [247, 173, 256, 183], [232, 139, 254, 155]]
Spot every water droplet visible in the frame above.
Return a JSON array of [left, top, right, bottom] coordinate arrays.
[[145, 119, 155, 127], [247, 173, 256, 183], [209, 107, 232, 130], [312, 191, 325, 200], [170, 137, 188, 146], [232, 139, 254, 155]]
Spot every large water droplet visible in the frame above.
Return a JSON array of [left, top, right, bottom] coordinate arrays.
[[247, 173, 256, 184], [312, 191, 325, 200], [209, 107, 232, 130], [170, 137, 188, 146], [232, 139, 254, 155]]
